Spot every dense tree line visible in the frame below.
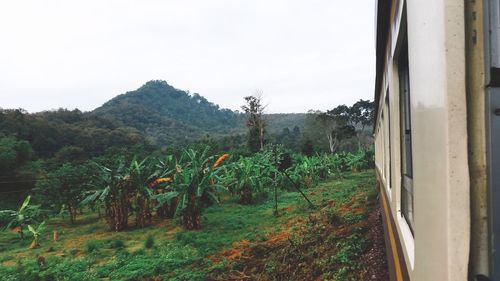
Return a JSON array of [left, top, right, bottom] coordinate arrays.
[[0, 108, 145, 158], [0, 108, 148, 206], [299, 100, 375, 155]]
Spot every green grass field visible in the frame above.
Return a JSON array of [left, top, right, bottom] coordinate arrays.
[[0, 171, 377, 281]]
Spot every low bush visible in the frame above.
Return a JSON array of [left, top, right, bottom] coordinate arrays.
[[144, 235, 155, 249], [85, 240, 102, 253]]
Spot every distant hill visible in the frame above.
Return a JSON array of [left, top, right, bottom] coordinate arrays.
[[0, 108, 145, 158], [0, 80, 307, 158], [93, 80, 306, 146]]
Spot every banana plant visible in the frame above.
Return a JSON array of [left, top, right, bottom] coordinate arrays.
[[0, 196, 44, 239], [81, 161, 132, 231], [27, 221, 45, 249], [346, 149, 374, 172], [335, 152, 352, 172], [286, 156, 320, 188], [231, 157, 265, 204], [173, 147, 228, 230], [127, 157, 157, 228], [229, 149, 278, 204], [151, 155, 178, 219], [314, 155, 331, 180]]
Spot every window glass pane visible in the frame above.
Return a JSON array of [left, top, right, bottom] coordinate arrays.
[[385, 94, 392, 188], [399, 38, 414, 232]]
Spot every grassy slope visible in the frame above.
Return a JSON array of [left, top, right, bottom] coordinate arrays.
[[0, 171, 376, 281]]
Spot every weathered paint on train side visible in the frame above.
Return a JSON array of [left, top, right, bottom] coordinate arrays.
[[374, 0, 480, 280]]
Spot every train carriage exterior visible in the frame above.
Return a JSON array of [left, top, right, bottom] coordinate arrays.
[[374, 0, 500, 280]]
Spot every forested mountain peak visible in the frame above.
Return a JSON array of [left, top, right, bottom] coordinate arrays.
[[97, 80, 229, 113], [92, 80, 242, 146]]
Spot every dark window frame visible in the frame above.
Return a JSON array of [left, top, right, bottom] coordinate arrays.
[[398, 37, 414, 233], [485, 1, 500, 279], [385, 92, 392, 189]]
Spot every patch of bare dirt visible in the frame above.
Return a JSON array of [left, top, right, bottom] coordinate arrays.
[[206, 192, 389, 281]]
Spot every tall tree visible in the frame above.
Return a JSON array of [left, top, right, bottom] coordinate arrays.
[[326, 100, 374, 150], [349, 99, 375, 149], [300, 110, 330, 154], [316, 113, 338, 153], [0, 136, 32, 173], [241, 92, 266, 152], [35, 163, 92, 224], [308, 104, 359, 154], [323, 105, 357, 153]]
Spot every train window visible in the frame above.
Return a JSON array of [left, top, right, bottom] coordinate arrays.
[[487, 0, 500, 86], [381, 113, 386, 179], [488, 1, 500, 278], [488, 0, 500, 70], [488, 89, 500, 280], [385, 93, 392, 188], [398, 39, 414, 232]]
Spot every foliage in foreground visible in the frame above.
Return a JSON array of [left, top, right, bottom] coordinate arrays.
[[1, 146, 373, 236], [0, 143, 375, 281], [0, 196, 46, 240], [0, 172, 377, 281]]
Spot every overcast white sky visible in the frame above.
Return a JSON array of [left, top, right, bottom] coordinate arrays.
[[0, 0, 375, 114]]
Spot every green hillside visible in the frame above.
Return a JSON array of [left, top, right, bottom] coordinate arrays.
[[92, 80, 306, 146], [0, 108, 145, 159], [92, 80, 242, 145]]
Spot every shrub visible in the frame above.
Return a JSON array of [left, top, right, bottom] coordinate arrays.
[[85, 240, 102, 253], [69, 248, 80, 256], [109, 239, 125, 249], [144, 235, 155, 249]]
